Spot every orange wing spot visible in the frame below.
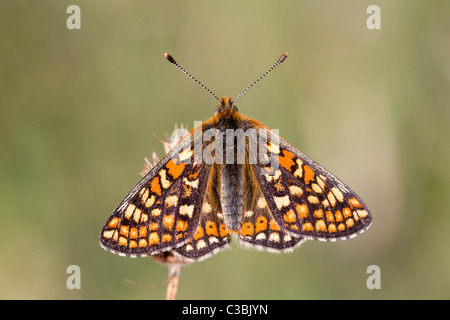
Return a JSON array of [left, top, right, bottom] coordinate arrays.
[[325, 210, 334, 222], [176, 220, 188, 232], [302, 222, 314, 232], [284, 209, 297, 223], [150, 176, 162, 196], [108, 217, 121, 229], [139, 226, 147, 238], [129, 240, 137, 249], [328, 223, 337, 233], [219, 223, 228, 237], [314, 209, 324, 219], [315, 219, 327, 232], [343, 207, 352, 219], [303, 165, 315, 185], [348, 197, 363, 208], [338, 223, 346, 231], [335, 210, 344, 222], [162, 234, 172, 242], [279, 150, 295, 171], [139, 239, 147, 248], [189, 170, 200, 180], [346, 218, 355, 228], [176, 233, 185, 240], [205, 221, 219, 237], [193, 225, 205, 240], [255, 216, 268, 233], [296, 204, 309, 219], [148, 232, 160, 246], [120, 225, 129, 237], [130, 227, 138, 239], [166, 159, 185, 179], [163, 215, 175, 231], [321, 199, 330, 208], [149, 222, 159, 231], [241, 222, 254, 236], [269, 219, 281, 231], [118, 236, 128, 246]]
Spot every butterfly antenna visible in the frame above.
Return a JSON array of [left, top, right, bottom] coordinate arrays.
[[232, 52, 289, 104], [164, 53, 221, 103]]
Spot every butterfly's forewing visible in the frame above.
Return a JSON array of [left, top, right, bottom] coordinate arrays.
[[239, 163, 305, 251], [253, 131, 372, 241], [100, 130, 212, 257], [174, 164, 231, 261]]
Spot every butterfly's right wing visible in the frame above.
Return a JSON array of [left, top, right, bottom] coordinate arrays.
[[252, 130, 372, 242], [239, 163, 305, 252]]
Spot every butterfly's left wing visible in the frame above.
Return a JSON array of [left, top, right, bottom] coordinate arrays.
[[252, 131, 372, 242], [174, 164, 231, 261], [100, 129, 211, 257]]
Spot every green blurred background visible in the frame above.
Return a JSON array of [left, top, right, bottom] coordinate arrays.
[[1, 0, 449, 299]]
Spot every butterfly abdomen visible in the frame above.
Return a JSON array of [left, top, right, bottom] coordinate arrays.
[[221, 163, 244, 231]]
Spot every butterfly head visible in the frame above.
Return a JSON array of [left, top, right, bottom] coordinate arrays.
[[215, 96, 239, 114]]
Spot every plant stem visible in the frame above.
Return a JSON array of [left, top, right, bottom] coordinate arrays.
[[165, 264, 182, 300]]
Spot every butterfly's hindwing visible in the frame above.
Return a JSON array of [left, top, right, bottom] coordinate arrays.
[[240, 164, 305, 251], [254, 133, 372, 241], [174, 164, 231, 261]]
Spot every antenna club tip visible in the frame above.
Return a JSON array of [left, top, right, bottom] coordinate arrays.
[[278, 52, 289, 64], [164, 52, 176, 64]]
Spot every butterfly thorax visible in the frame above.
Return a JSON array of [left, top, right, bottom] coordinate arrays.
[[206, 97, 266, 232]]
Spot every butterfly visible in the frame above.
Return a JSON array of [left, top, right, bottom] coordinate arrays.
[[100, 52, 372, 262]]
